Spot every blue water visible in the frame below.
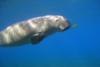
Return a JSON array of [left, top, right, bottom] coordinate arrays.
[[0, 0, 100, 67]]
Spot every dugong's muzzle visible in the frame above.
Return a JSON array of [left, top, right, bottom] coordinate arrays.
[[58, 20, 70, 32], [62, 20, 70, 31]]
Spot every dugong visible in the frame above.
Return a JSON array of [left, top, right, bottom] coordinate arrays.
[[0, 15, 70, 47]]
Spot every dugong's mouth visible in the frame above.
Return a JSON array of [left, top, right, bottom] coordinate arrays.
[[59, 20, 70, 32]]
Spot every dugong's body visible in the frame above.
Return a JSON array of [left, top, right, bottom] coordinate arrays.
[[0, 15, 70, 47]]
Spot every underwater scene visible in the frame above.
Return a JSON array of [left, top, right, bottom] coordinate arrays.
[[0, 0, 100, 67]]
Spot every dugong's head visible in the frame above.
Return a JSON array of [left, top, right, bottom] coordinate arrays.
[[44, 15, 70, 32]]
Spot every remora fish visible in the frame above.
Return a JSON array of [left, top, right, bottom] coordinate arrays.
[[0, 15, 70, 47]]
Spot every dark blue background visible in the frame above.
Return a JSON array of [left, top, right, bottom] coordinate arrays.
[[0, 0, 100, 67]]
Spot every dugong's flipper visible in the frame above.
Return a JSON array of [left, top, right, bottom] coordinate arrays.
[[31, 35, 45, 44], [30, 32, 45, 44]]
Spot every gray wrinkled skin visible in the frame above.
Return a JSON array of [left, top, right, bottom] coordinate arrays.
[[0, 15, 70, 47]]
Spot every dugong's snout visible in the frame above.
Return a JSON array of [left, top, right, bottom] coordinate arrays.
[[61, 20, 70, 31], [57, 16, 70, 32]]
